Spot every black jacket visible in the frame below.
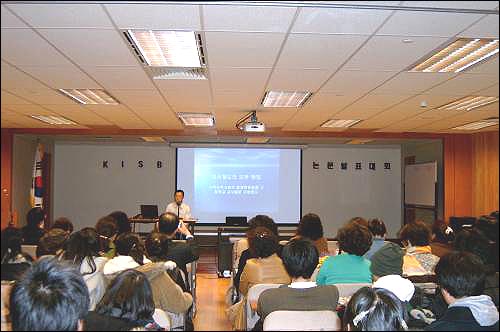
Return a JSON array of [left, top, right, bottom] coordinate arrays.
[[425, 306, 499, 331], [165, 238, 199, 278]]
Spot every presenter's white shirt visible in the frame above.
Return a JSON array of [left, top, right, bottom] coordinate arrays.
[[166, 202, 192, 220]]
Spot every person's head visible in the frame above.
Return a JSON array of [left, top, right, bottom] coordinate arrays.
[[368, 218, 386, 238], [398, 221, 431, 247], [348, 217, 369, 228], [431, 219, 454, 244], [95, 215, 118, 252], [1, 226, 24, 263], [109, 211, 131, 235], [474, 215, 499, 243], [435, 251, 486, 304], [247, 215, 278, 237], [281, 238, 319, 280], [344, 287, 408, 331], [158, 212, 180, 236], [337, 222, 372, 256], [52, 217, 74, 234], [174, 189, 185, 205], [453, 229, 491, 265], [36, 228, 69, 258], [370, 242, 404, 280], [115, 232, 146, 265], [26, 207, 45, 229], [248, 226, 279, 258], [63, 228, 100, 275], [10, 257, 89, 331], [145, 232, 169, 262], [96, 269, 154, 322], [296, 213, 324, 241]]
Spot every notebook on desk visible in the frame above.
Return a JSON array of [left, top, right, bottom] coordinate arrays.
[[140, 205, 159, 219]]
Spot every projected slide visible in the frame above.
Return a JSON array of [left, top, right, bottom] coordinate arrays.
[[177, 148, 301, 224]]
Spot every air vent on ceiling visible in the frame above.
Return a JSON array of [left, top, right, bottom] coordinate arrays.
[[146, 67, 207, 80]]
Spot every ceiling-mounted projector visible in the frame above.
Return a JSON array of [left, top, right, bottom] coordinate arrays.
[[236, 111, 266, 132]]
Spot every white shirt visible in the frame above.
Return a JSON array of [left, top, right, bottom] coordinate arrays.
[[166, 202, 192, 220]]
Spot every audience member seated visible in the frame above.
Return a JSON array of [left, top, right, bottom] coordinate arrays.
[[157, 212, 199, 278], [228, 227, 290, 330], [234, 215, 281, 293], [399, 221, 440, 276], [317, 222, 372, 285], [21, 207, 46, 245], [348, 216, 369, 228], [370, 242, 404, 281], [426, 252, 499, 331], [430, 219, 454, 258], [103, 232, 151, 275], [474, 215, 499, 271], [108, 210, 132, 236], [86, 269, 168, 331], [343, 287, 409, 331], [10, 257, 90, 331], [364, 218, 387, 260], [95, 216, 119, 258], [373, 275, 415, 304], [62, 227, 108, 310], [293, 213, 329, 257], [36, 228, 69, 258], [1, 226, 33, 280], [145, 231, 189, 292], [254, 239, 340, 331], [51, 216, 74, 234]]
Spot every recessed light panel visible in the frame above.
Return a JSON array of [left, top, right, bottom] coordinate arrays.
[[31, 115, 77, 125], [58, 89, 119, 105], [262, 91, 312, 107], [177, 113, 215, 127], [321, 119, 361, 128], [438, 96, 499, 111]]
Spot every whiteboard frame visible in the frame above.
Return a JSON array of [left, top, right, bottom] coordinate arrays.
[[403, 161, 438, 224]]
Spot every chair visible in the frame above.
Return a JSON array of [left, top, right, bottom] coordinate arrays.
[[334, 283, 372, 298], [232, 238, 249, 270], [20, 245, 37, 259], [279, 240, 289, 246], [246, 283, 282, 330], [172, 240, 198, 318], [263, 310, 341, 331]]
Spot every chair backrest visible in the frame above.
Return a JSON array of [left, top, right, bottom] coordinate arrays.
[[246, 283, 283, 330], [21, 245, 37, 259], [334, 283, 372, 298], [263, 310, 341, 331], [233, 238, 249, 269]]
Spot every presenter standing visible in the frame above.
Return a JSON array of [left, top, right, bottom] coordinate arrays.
[[166, 189, 192, 221]]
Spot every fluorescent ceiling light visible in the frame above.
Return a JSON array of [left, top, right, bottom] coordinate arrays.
[[321, 119, 361, 128], [410, 38, 499, 73], [452, 118, 499, 130], [177, 112, 215, 127], [127, 30, 203, 67], [58, 89, 119, 105], [142, 136, 165, 142], [438, 96, 499, 111], [262, 91, 312, 107], [147, 67, 206, 80], [346, 139, 374, 144], [246, 137, 270, 144], [31, 115, 76, 125]]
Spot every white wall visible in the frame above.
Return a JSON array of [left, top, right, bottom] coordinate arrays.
[[302, 146, 402, 237]]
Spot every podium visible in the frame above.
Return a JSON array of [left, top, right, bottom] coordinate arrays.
[[129, 217, 197, 234]]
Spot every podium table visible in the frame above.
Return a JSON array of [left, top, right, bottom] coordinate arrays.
[[129, 218, 196, 234]]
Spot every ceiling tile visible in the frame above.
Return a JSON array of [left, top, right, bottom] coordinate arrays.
[[38, 29, 138, 66], [41, 104, 112, 126], [6, 3, 113, 28], [377, 118, 437, 131], [353, 108, 423, 129], [426, 73, 499, 96], [476, 84, 499, 96], [1, 90, 33, 105], [203, 5, 296, 32], [19, 65, 101, 89], [459, 15, 499, 38], [1, 62, 52, 91], [8, 89, 76, 105], [205, 32, 285, 68], [464, 56, 499, 75], [401, 1, 500, 9], [322, 70, 396, 94], [373, 72, 456, 94], [255, 108, 298, 127], [343, 35, 448, 71], [212, 91, 260, 108], [108, 89, 166, 107], [128, 106, 183, 130], [104, 3, 200, 30], [1, 28, 74, 66], [345, 93, 412, 110], [267, 68, 332, 91], [377, 11, 482, 37], [84, 66, 155, 90], [331, 107, 387, 120], [1, 5, 27, 28], [277, 34, 368, 69], [209, 67, 270, 94], [155, 80, 211, 109], [84, 104, 152, 129], [2, 104, 58, 116], [292, 7, 392, 34]]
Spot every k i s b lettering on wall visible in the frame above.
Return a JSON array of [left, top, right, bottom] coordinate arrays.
[[100, 160, 166, 169]]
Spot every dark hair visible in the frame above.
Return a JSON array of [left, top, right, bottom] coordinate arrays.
[[36, 228, 69, 258], [26, 207, 45, 229], [344, 287, 408, 331], [432, 219, 454, 244], [247, 215, 278, 237], [399, 221, 431, 247], [63, 228, 100, 275], [1, 226, 34, 264], [297, 213, 324, 241], [109, 211, 131, 235], [115, 233, 146, 265], [96, 269, 154, 322], [248, 226, 278, 258], [158, 212, 179, 235], [175, 189, 185, 196], [337, 222, 372, 256], [96, 215, 118, 253], [474, 215, 499, 243], [435, 251, 486, 298], [368, 218, 387, 237], [349, 217, 369, 228], [52, 217, 74, 234], [10, 257, 89, 331], [453, 229, 491, 265], [281, 238, 319, 279], [145, 232, 169, 262]]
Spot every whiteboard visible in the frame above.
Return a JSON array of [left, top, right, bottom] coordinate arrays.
[[404, 162, 437, 207]]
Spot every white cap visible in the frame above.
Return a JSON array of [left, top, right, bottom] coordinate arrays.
[[373, 274, 415, 302]]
